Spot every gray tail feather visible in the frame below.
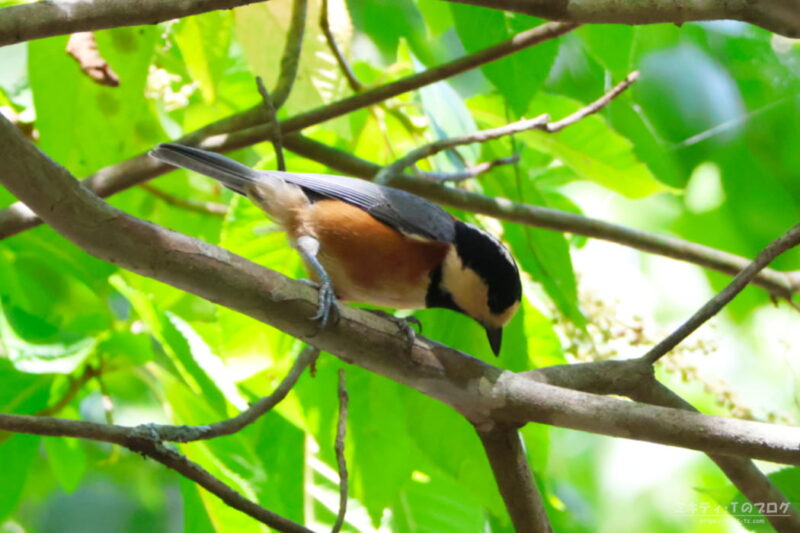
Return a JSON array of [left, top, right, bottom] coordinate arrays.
[[149, 143, 258, 195]]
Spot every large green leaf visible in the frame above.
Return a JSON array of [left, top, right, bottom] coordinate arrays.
[[44, 430, 87, 493], [451, 3, 559, 117], [347, 368, 415, 526], [110, 275, 230, 415], [233, 0, 349, 116], [29, 27, 163, 177], [174, 11, 233, 103], [0, 434, 39, 521], [525, 93, 668, 198]]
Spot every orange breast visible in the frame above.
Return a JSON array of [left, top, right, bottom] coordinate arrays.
[[294, 199, 449, 309]]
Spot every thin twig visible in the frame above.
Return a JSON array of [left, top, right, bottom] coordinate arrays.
[[641, 223, 800, 364], [374, 115, 551, 184], [148, 346, 318, 442], [331, 369, 349, 533], [374, 71, 638, 185], [319, 0, 362, 93], [133, 440, 314, 533], [256, 77, 287, 171], [271, 0, 308, 109], [140, 183, 228, 216], [546, 71, 639, 132], [416, 155, 520, 183]]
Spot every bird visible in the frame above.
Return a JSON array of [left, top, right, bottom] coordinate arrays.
[[150, 143, 522, 355]]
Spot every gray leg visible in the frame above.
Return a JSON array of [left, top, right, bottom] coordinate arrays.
[[295, 235, 340, 333]]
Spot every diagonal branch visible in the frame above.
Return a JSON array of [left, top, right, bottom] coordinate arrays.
[[145, 345, 318, 442], [477, 426, 552, 532], [4, 114, 800, 467], [641, 223, 800, 364]]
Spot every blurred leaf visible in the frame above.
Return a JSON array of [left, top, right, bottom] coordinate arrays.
[[526, 93, 668, 198], [0, 434, 39, 521], [391, 470, 486, 532], [347, 0, 425, 64], [44, 433, 87, 493], [579, 25, 636, 79], [0, 300, 99, 374], [451, 3, 558, 116], [174, 11, 233, 103], [29, 27, 164, 177], [347, 369, 415, 525], [417, 72, 479, 172], [110, 275, 229, 415], [234, 0, 349, 116], [180, 477, 217, 533]]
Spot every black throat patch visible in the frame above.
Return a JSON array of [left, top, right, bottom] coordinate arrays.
[[452, 221, 521, 314], [425, 265, 463, 313]]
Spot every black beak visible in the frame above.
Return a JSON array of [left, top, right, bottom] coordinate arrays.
[[485, 326, 503, 356]]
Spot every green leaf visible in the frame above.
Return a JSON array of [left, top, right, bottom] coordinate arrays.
[[44, 433, 87, 493], [110, 276, 230, 415], [416, 72, 479, 172], [29, 27, 164, 177], [233, 1, 349, 115], [579, 25, 636, 79], [347, 0, 425, 64], [0, 300, 99, 374], [173, 12, 233, 103], [525, 93, 669, 198], [179, 477, 217, 533], [0, 434, 39, 521], [451, 4, 559, 116], [391, 470, 487, 532]]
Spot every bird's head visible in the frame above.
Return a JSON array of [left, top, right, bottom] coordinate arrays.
[[426, 221, 522, 356]]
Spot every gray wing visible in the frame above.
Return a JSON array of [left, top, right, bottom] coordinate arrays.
[[264, 171, 456, 243]]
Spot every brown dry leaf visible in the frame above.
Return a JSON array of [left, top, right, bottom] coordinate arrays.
[[66, 32, 120, 87]]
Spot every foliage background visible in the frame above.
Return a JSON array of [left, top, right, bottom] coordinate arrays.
[[1, 0, 799, 531]]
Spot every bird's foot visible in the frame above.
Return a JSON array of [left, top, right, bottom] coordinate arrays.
[[308, 278, 341, 336], [368, 310, 422, 349]]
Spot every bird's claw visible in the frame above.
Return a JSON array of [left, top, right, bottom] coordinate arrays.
[[368, 310, 421, 350], [308, 279, 341, 336]]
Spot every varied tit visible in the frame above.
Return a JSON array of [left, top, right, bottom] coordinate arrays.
[[150, 143, 522, 355]]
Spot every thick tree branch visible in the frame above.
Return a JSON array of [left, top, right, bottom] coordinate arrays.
[[444, 0, 800, 38], [477, 427, 552, 533], [3, 115, 800, 468], [0, 0, 269, 48]]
